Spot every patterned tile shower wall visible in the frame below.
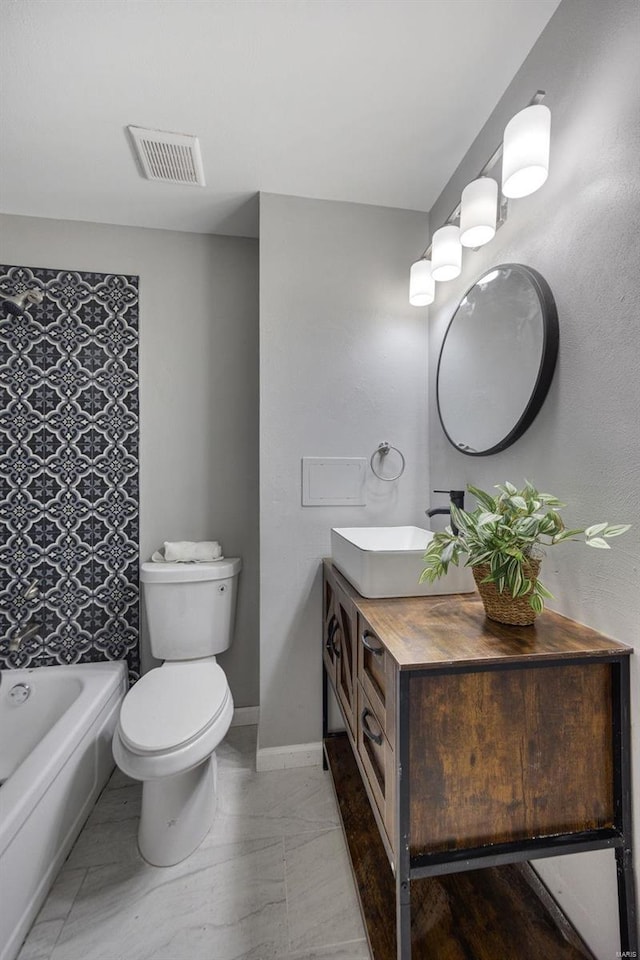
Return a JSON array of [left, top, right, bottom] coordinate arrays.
[[0, 265, 139, 679]]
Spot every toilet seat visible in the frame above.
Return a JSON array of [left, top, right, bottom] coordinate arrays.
[[119, 660, 229, 755]]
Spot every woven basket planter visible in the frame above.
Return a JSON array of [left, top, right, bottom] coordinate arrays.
[[472, 559, 542, 626]]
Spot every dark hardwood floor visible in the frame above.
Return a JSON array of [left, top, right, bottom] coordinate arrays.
[[325, 734, 597, 960]]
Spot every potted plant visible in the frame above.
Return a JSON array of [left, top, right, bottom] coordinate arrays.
[[420, 480, 629, 625]]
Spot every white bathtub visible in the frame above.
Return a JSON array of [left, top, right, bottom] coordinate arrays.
[[0, 662, 127, 960]]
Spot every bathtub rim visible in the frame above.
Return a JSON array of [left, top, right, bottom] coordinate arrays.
[[0, 661, 127, 858]]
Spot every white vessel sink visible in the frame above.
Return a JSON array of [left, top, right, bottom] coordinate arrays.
[[331, 526, 475, 599]]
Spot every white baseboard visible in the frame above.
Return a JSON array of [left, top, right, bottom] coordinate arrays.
[[231, 706, 260, 727], [256, 741, 323, 771]]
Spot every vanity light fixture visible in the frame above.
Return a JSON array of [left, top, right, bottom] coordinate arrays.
[[409, 91, 548, 306], [431, 225, 462, 282], [460, 177, 498, 248], [409, 258, 435, 305], [502, 104, 551, 198]]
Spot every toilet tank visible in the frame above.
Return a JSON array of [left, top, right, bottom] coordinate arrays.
[[140, 558, 242, 661]]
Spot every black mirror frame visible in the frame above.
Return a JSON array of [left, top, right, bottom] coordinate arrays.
[[436, 263, 559, 457]]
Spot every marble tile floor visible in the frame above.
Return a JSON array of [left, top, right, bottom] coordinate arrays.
[[17, 727, 372, 960]]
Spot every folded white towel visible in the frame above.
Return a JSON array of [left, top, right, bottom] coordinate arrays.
[[153, 540, 223, 563]]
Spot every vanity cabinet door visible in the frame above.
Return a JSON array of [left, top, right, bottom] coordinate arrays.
[[333, 582, 357, 737], [323, 568, 357, 737], [323, 573, 339, 683]]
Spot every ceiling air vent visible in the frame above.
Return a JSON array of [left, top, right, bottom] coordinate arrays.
[[127, 126, 206, 186]]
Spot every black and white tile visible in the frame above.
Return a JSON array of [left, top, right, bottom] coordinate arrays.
[[0, 264, 139, 678]]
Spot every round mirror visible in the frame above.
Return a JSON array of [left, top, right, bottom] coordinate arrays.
[[436, 263, 558, 456]]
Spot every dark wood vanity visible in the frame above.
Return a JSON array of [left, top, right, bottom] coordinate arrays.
[[322, 560, 637, 960]]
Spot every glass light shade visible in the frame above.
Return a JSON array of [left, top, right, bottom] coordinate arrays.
[[431, 225, 462, 282], [460, 177, 498, 247], [502, 104, 551, 199], [409, 259, 435, 306]]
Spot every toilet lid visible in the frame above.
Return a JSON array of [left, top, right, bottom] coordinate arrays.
[[119, 661, 230, 754]]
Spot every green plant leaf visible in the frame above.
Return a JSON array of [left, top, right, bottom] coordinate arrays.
[[441, 541, 455, 564], [585, 522, 608, 538], [419, 568, 438, 583], [450, 504, 471, 535], [535, 581, 555, 599], [517, 578, 532, 597], [476, 511, 502, 526], [529, 593, 544, 614], [511, 563, 523, 597], [468, 550, 492, 566], [467, 485, 496, 511], [504, 546, 525, 560], [537, 492, 565, 507], [603, 524, 631, 538], [517, 517, 541, 537], [585, 537, 611, 549], [537, 512, 563, 537], [552, 528, 585, 542]]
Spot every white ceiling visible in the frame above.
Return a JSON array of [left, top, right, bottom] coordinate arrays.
[[0, 0, 561, 238]]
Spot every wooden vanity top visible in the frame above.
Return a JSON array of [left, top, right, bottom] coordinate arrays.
[[324, 560, 631, 671]]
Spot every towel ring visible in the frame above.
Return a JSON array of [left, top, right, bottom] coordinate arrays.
[[370, 442, 406, 482]]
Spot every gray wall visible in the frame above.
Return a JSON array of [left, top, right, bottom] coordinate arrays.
[[427, 0, 639, 955], [0, 214, 259, 707], [259, 193, 430, 751]]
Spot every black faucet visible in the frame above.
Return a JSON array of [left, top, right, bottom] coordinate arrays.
[[426, 489, 465, 534]]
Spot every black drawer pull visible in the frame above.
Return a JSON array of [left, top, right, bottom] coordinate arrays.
[[361, 631, 384, 656], [361, 707, 383, 746]]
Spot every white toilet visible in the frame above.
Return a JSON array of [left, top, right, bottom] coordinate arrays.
[[112, 557, 241, 866]]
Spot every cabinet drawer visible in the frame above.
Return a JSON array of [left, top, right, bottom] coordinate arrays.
[[357, 682, 395, 854], [358, 615, 396, 745]]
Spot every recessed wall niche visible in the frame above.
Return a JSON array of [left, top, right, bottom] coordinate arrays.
[[0, 264, 140, 679]]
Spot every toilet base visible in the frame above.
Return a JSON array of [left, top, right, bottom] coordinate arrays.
[[138, 754, 218, 866]]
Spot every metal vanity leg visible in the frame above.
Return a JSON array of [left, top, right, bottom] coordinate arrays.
[[616, 846, 638, 955], [613, 656, 638, 954], [396, 670, 412, 959], [322, 657, 329, 771]]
